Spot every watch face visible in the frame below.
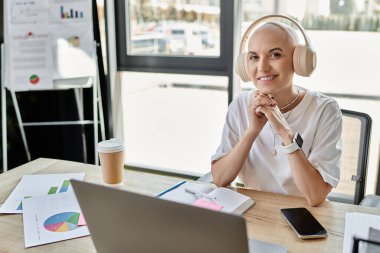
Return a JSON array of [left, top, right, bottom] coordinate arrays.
[[294, 133, 303, 148]]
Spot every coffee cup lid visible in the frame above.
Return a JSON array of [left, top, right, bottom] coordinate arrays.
[[97, 138, 124, 153]]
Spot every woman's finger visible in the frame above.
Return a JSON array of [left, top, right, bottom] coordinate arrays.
[[254, 93, 276, 108], [255, 106, 270, 117]]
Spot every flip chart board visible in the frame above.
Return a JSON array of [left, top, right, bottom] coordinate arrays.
[[3, 0, 95, 91]]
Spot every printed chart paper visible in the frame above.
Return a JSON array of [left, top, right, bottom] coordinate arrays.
[[22, 192, 89, 248], [50, 0, 95, 79], [4, 0, 94, 90], [53, 24, 95, 79], [0, 173, 85, 214], [8, 31, 54, 91]]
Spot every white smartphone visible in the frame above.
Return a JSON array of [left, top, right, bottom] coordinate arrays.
[[281, 207, 328, 239]]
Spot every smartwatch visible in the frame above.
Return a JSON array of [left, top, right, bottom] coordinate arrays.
[[282, 132, 303, 154]]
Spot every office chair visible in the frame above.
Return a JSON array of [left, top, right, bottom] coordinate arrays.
[[198, 109, 372, 206], [328, 109, 372, 205]]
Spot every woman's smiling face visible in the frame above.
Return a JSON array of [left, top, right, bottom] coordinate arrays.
[[246, 23, 296, 95]]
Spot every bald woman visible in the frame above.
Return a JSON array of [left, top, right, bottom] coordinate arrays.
[[211, 21, 342, 206]]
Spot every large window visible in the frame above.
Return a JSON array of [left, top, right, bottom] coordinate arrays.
[[115, 0, 233, 176], [115, 0, 234, 75], [128, 0, 220, 57], [122, 72, 228, 175]]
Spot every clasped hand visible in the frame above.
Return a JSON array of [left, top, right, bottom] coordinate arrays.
[[249, 91, 292, 138]]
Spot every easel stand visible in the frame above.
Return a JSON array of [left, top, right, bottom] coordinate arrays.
[[1, 43, 105, 172]]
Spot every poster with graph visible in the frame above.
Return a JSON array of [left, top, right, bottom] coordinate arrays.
[[22, 192, 89, 247], [0, 173, 85, 213], [4, 0, 95, 91]]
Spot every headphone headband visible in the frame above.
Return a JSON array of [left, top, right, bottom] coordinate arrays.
[[239, 14, 313, 52]]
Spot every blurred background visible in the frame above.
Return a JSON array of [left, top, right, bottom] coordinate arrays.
[[1, 0, 379, 198]]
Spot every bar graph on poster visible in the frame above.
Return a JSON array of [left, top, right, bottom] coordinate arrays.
[[4, 0, 95, 91]]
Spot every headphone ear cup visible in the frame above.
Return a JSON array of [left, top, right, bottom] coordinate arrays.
[[234, 53, 251, 82], [293, 45, 317, 77]]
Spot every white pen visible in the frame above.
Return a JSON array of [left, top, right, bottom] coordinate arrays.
[[185, 188, 217, 200]]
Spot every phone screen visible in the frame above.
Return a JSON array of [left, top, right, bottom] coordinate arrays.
[[281, 208, 327, 238]]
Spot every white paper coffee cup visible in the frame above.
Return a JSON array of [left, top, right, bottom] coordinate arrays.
[[97, 138, 124, 187]]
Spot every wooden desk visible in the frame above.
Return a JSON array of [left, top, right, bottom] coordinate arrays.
[[0, 158, 379, 253]]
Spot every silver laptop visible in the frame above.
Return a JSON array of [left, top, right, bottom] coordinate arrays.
[[71, 180, 287, 253]]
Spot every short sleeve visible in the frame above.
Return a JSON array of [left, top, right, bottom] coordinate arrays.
[[308, 101, 342, 188], [211, 94, 244, 163]]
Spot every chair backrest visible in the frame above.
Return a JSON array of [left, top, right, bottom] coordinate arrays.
[[328, 109, 372, 205]]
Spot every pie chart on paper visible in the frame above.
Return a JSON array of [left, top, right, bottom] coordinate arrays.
[[29, 74, 40, 85], [44, 212, 81, 232]]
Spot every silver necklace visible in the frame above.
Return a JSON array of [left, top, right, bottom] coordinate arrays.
[[269, 107, 295, 156], [279, 88, 300, 111]]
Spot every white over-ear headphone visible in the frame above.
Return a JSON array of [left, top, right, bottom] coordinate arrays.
[[235, 14, 317, 82]]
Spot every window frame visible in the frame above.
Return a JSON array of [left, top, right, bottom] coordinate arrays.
[[114, 0, 234, 76]]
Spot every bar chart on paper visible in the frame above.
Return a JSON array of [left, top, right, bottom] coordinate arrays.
[[16, 180, 72, 211], [51, 0, 91, 22], [0, 173, 85, 214], [60, 6, 84, 19], [16, 196, 31, 211]]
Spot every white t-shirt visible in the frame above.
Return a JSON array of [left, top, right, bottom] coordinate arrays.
[[211, 87, 342, 196]]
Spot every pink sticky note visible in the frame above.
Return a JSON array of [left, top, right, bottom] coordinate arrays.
[[192, 198, 223, 211], [78, 213, 87, 226]]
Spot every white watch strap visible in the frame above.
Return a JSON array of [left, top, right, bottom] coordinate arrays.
[[282, 142, 300, 154]]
